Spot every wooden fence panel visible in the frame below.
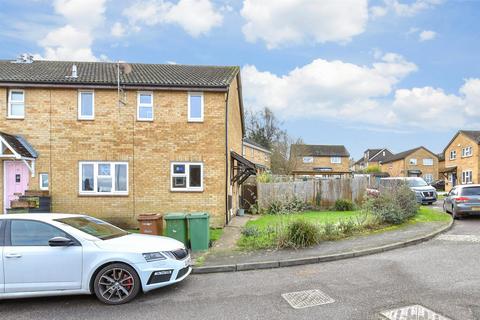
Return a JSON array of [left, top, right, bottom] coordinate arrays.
[[257, 177, 368, 210]]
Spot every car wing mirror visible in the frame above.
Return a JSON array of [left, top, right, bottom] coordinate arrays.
[[48, 236, 74, 247]]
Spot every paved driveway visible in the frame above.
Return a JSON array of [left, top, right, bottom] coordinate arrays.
[[2, 216, 480, 320]]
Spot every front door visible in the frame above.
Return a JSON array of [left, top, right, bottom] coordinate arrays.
[[4, 161, 30, 213], [3, 219, 82, 293]]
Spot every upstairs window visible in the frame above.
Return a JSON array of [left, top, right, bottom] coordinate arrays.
[[409, 158, 417, 165], [303, 157, 314, 163], [462, 146, 472, 157], [171, 162, 203, 191], [462, 170, 473, 184], [79, 162, 128, 195], [8, 90, 25, 119], [330, 157, 341, 164], [137, 92, 153, 121], [450, 150, 456, 160], [78, 91, 94, 120], [422, 158, 433, 166], [188, 92, 204, 122]]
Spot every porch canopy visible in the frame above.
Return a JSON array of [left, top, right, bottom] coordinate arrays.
[[0, 132, 38, 177], [439, 166, 457, 179], [231, 151, 257, 185]]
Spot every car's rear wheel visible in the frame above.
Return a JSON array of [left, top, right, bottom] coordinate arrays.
[[93, 263, 141, 305]]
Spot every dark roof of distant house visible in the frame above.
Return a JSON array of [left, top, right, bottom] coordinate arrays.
[[243, 138, 271, 153], [368, 148, 393, 162], [0, 59, 239, 89], [437, 153, 445, 161], [381, 146, 437, 164], [0, 132, 38, 158], [291, 144, 350, 157], [442, 130, 480, 153]]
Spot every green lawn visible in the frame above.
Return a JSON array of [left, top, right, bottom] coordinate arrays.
[[238, 207, 451, 250]]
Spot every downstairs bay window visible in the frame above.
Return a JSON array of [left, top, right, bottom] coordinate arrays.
[[171, 162, 203, 191], [79, 162, 128, 195]]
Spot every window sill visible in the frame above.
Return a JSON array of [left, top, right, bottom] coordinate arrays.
[[78, 193, 129, 197], [78, 118, 95, 121], [187, 119, 204, 123], [137, 118, 154, 122], [7, 116, 24, 120], [170, 188, 204, 193], [461, 155, 472, 158]]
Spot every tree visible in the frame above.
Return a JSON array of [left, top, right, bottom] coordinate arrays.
[[245, 107, 285, 150], [270, 133, 304, 175]]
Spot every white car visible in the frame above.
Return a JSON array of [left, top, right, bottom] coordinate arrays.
[[0, 214, 191, 304]]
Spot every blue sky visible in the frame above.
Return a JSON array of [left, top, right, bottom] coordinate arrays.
[[1, 0, 480, 159]]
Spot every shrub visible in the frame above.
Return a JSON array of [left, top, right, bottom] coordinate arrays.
[[267, 197, 308, 215], [364, 182, 419, 224], [241, 225, 260, 237], [257, 172, 273, 183], [278, 220, 320, 249], [334, 199, 355, 211]]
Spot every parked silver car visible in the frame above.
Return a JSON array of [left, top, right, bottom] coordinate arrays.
[[444, 184, 480, 219]]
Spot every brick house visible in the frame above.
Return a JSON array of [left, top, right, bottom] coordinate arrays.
[[440, 130, 480, 192], [0, 59, 253, 227], [290, 144, 351, 178], [380, 147, 438, 183], [353, 148, 393, 172], [242, 138, 271, 171]]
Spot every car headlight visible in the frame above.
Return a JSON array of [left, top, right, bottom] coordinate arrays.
[[415, 191, 422, 196], [143, 252, 167, 262]]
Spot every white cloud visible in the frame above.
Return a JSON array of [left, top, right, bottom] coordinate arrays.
[[372, 0, 443, 18], [242, 55, 480, 130], [419, 30, 436, 41], [241, 0, 368, 49], [38, 0, 106, 61], [123, 0, 223, 37], [111, 22, 125, 38]]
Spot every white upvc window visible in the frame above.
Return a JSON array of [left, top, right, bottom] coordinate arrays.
[[303, 157, 314, 163], [137, 92, 153, 121], [409, 158, 417, 165], [79, 162, 128, 195], [330, 157, 341, 164], [78, 90, 94, 120], [462, 170, 473, 184], [423, 173, 433, 184], [171, 162, 203, 192], [8, 89, 25, 119], [39, 173, 49, 190], [450, 150, 456, 160], [462, 146, 472, 158], [423, 158, 433, 166], [188, 92, 204, 122]]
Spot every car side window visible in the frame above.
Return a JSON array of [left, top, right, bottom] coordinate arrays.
[[449, 189, 456, 196], [0, 220, 4, 246], [10, 220, 68, 246]]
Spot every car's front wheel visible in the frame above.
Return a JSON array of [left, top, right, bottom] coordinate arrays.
[[93, 263, 141, 305]]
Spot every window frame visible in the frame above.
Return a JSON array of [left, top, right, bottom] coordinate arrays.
[[330, 156, 341, 164], [462, 146, 472, 158], [39, 173, 49, 191], [303, 156, 314, 164], [170, 162, 204, 192], [137, 91, 154, 121], [422, 158, 434, 166], [187, 92, 204, 122], [423, 173, 433, 184], [78, 161, 129, 196], [7, 89, 25, 119], [409, 158, 417, 165], [6, 219, 80, 247], [450, 150, 456, 160], [462, 170, 473, 184], [78, 90, 95, 120]]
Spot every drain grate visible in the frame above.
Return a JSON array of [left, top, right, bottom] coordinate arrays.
[[282, 289, 335, 309], [380, 304, 451, 320], [437, 234, 480, 243]]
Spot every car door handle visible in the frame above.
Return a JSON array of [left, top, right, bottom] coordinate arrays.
[[5, 253, 22, 259]]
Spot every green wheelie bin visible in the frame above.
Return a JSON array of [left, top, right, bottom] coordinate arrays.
[[187, 212, 210, 251], [164, 213, 188, 246]]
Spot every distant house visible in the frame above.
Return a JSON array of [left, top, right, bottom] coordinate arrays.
[[441, 130, 480, 191], [380, 146, 438, 183], [353, 148, 393, 172], [437, 153, 445, 181], [242, 138, 271, 171], [291, 144, 351, 178]]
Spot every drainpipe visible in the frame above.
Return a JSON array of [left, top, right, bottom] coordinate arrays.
[[225, 88, 230, 226]]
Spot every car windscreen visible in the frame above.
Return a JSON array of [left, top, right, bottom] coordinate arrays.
[[55, 217, 128, 240], [461, 187, 480, 196], [407, 179, 428, 187]]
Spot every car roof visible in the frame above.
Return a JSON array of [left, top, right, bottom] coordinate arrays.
[[380, 177, 420, 180], [0, 213, 87, 221]]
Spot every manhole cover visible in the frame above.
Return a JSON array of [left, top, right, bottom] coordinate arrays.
[[380, 304, 451, 320], [281, 289, 335, 309], [437, 234, 480, 243]]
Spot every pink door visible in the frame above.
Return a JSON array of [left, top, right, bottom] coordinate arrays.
[[4, 161, 30, 213]]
